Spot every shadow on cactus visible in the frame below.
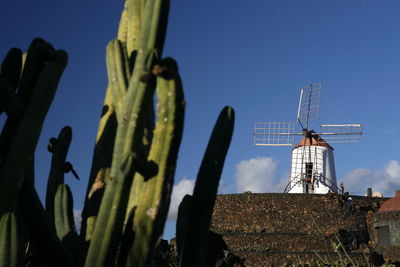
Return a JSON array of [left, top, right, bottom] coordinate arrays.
[[0, 1, 235, 267]]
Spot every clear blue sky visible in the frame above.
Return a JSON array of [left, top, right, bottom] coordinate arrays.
[[2, 0, 400, 239]]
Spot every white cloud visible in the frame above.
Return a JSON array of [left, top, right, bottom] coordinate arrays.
[[73, 209, 82, 233], [235, 157, 286, 193], [340, 160, 400, 197], [167, 178, 195, 221]]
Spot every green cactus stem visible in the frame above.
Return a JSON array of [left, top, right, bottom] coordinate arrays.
[[84, 1, 170, 265], [0, 212, 23, 267], [176, 194, 192, 257], [126, 60, 184, 267], [106, 40, 130, 120], [19, 179, 74, 267], [0, 48, 22, 116], [45, 126, 73, 233], [0, 39, 47, 162], [0, 48, 22, 90], [54, 184, 77, 239], [54, 183, 81, 263], [80, 0, 145, 240], [0, 77, 23, 117], [0, 43, 68, 215], [179, 106, 235, 267]]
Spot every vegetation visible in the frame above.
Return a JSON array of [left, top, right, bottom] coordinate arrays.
[[0, 0, 234, 266]]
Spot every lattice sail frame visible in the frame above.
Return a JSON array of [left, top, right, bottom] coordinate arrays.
[[254, 83, 363, 194], [254, 122, 296, 146], [318, 124, 363, 143], [297, 83, 321, 129], [253, 83, 363, 146]]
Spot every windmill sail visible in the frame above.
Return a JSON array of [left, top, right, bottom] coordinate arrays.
[[253, 83, 363, 194], [296, 83, 321, 129], [318, 124, 363, 143], [254, 122, 296, 146]]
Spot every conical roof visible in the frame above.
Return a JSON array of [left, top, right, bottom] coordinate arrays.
[[379, 190, 400, 212], [293, 132, 333, 150]]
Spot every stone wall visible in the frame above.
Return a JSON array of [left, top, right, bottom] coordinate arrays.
[[209, 193, 390, 266]]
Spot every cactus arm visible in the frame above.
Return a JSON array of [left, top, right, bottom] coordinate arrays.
[[0, 40, 50, 164], [0, 48, 22, 90], [18, 39, 55, 105], [54, 184, 82, 262], [0, 50, 68, 215], [106, 40, 130, 119], [0, 212, 23, 267], [54, 185, 76, 239], [126, 65, 185, 267], [45, 126, 72, 233], [84, 2, 169, 266], [179, 106, 235, 267], [80, 91, 116, 240], [81, 0, 145, 241], [117, 4, 129, 44], [19, 180, 74, 267], [0, 48, 22, 115], [176, 194, 192, 257], [126, 0, 144, 55], [0, 78, 23, 117], [116, 207, 136, 267]]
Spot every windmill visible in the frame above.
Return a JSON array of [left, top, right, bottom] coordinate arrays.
[[254, 83, 363, 194]]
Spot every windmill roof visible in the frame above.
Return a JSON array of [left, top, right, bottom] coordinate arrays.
[[293, 134, 333, 150]]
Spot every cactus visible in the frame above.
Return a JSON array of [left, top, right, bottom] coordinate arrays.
[[0, 212, 23, 267], [54, 184, 81, 260], [125, 60, 184, 267], [0, 2, 237, 267], [176, 194, 193, 257], [0, 39, 69, 266], [80, 0, 152, 241], [84, 1, 174, 265], [19, 177, 74, 267], [179, 106, 235, 267], [0, 48, 22, 116], [46, 126, 73, 233], [0, 39, 68, 215]]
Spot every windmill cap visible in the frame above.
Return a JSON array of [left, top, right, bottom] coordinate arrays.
[[293, 134, 333, 150], [378, 190, 400, 212]]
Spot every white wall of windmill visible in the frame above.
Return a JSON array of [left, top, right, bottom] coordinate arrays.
[[288, 145, 337, 194]]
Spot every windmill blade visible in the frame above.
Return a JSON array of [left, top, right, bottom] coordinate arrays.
[[318, 124, 363, 143], [254, 122, 299, 146], [297, 83, 321, 129]]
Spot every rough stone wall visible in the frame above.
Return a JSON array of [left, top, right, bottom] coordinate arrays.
[[209, 193, 390, 266], [211, 193, 382, 235]]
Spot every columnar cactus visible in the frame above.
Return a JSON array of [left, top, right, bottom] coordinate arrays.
[[0, 1, 236, 267], [0, 39, 68, 215], [46, 126, 73, 233], [0, 38, 69, 266], [178, 106, 235, 267], [84, 0, 177, 266], [0, 212, 22, 267]]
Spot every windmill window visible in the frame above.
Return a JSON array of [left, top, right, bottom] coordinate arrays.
[[305, 163, 313, 182]]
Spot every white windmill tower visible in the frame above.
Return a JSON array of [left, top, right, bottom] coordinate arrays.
[[254, 83, 363, 194]]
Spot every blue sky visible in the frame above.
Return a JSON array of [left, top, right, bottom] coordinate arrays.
[[2, 0, 400, 239]]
